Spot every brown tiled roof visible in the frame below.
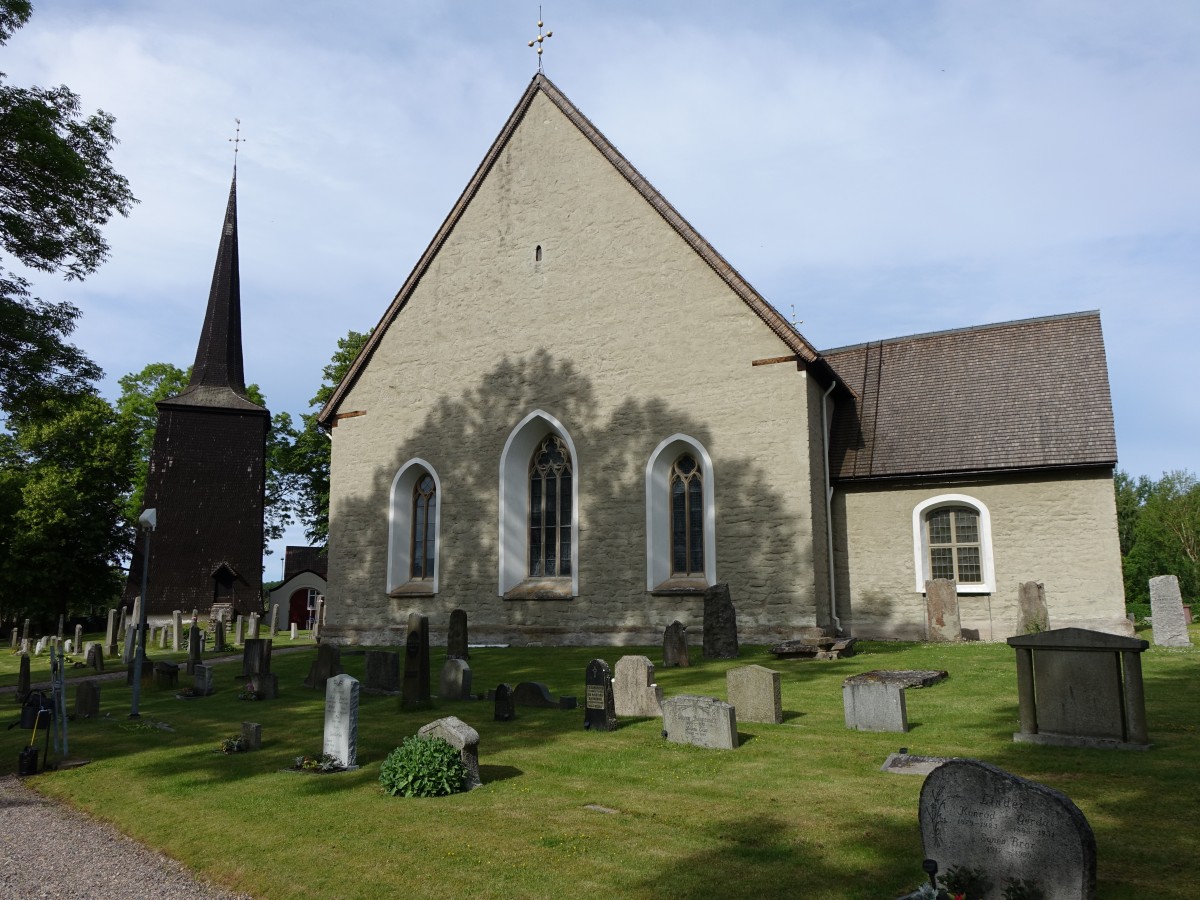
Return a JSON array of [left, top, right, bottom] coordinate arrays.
[[823, 311, 1117, 480], [319, 74, 832, 427]]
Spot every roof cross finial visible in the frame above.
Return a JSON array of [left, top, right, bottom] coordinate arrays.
[[228, 118, 245, 174], [528, 6, 553, 73]]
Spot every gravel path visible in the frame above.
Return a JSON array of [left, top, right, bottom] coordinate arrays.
[[0, 775, 253, 899]]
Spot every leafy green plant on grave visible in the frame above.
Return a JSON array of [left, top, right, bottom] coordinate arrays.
[[218, 736, 245, 754], [379, 736, 467, 798], [940, 865, 992, 899], [1001, 878, 1045, 900], [293, 753, 344, 773], [237, 685, 261, 701]]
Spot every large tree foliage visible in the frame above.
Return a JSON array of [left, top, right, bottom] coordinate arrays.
[[0, 0, 135, 420], [1118, 469, 1200, 603]]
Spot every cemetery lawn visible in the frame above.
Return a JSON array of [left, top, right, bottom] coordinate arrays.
[[3, 631, 1198, 900]]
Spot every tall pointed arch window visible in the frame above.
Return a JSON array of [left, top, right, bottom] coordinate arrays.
[[528, 435, 572, 578], [410, 474, 436, 580], [387, 460, 440, 596], [670, 454, 704, 577]]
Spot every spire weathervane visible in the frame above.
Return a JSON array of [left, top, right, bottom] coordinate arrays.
[[528, 6, 553, 72], [228, 118, 245, 173]]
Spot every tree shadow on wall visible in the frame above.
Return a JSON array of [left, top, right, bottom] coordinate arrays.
[[330, 349, 812, 638]]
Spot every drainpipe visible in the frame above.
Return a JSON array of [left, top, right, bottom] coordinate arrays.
[[821, 379, 841, 634]]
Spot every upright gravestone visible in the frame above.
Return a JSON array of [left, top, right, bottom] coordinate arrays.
[[662, 620, 690, 668], [34, 637, 45, 656], [85, 643, 104, 672], [159, 627, 167, 650], [513, 682, 558, 708], [925, 578, 962, 642], [662, 695, 738, 750], [22, 617, 31, 645], [323, 673, 360, 769], [242, 638, 272, 677], [16, 653, 31, 704], [249, 613, 261, 641], [290, 623, 298, 640], [727, 664, 783, 725], [250, 671, 279, 700], [439, 658, 472, 701], [494, 683, 516, 721], [241, 721, 262, 751], [313, 599, 325, 641], [402, 613, 431, 709], [583, 659, 617, 731], [920, 759, 1096, 899], [75, 681, 100, 718], [122, 599, 140, 664], [1016, 581, 1049, 634], [9, 627, 16, 651], [234, 615, 245, 645], [64, 639, 73, 655], [702, 583, 739, 659], [364, 650, 401, 694], [418, 716, 481, 790], [186, 623, 203, 675], [1149, 575, 1192, 647], [105, 609, 118, 657], [213, 624, 227, 653], [73, 624, 83, 654], [57, 614, 64, 642], [304, 643, 342, 689], [612, 655, 664, 717], [269, 603, 280, 637], [194, 664, 214, 696], [842, 674, 908, 733], [172, 610, 182, 651], [447, 608, 469, 660]]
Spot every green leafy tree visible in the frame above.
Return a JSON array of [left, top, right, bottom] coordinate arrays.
[[0, 0, 136, 419], [1123, 470, 1200, 602], [1113, 469, 1152, 558]]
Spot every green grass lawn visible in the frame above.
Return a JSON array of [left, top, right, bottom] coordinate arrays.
[[3, 629, 1197, 900]]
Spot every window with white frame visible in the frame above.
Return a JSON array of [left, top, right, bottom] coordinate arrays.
[[387, 460, 441, 595], [912, 494, 994, 593], [646, 434, 715, 591]]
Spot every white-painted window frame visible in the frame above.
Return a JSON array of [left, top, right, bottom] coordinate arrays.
[[912, 493, 995, 593], [645, 434, 716, 591], [386, 459, 442, 594]]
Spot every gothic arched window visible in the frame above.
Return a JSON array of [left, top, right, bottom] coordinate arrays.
[[410, 474, 436, 580], [670, 454, 705, 577], [529, 435, 573, 577]]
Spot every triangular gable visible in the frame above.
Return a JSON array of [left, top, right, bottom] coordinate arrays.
[[319, 73, 829, 427]]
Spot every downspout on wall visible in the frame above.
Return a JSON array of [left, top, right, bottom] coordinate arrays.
[[821, 380, 841, 634]]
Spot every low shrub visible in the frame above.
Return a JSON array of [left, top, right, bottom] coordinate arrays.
[[379, 736, 467, 798]]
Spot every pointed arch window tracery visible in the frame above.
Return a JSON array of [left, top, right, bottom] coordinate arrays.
[[528, 435, 572, 578]]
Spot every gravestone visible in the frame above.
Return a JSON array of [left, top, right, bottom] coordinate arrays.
[[122, 599, 140, 663], [16, 653, 31, 704], [364, 650, 401, 694], [1008, 627, 1150, 749], [662, 620, 690, 668], [85, 643, 104, 672], [250, 672, 278, 700], [234, 615, 244, 645], [242, 638, 272, 677], [1149, 575, 1192, 647], [159, 627, 167, 650], [402, 612, 431, 709], [73, 624, 83, 654], [304, 643, 342, 689], [925, 578, 962, 642], [212, 625, 227, 653], [702, 583, 739, 659], [494, 683, 516, 721], [75, 681, 101, 718], [241, 721, 262, 751], [9, 627, 15, 651], [513, 681, 558, 708], [323, 674, 360, 769], [290, 623, 298, 640], [662, 695, 738, 750], [57, 614, 64, 642], [34, 637, 45, 656], [418, 716, 481, 790], [64, 639, 73, 655], [313, 599, 325, 641], [726, 664, 783, 725], [447, 608, 469, 660], [186, 624, 203, 675], [920, 759, 1096, 899], [583, 659, 617, 731], [269, 603, 280, 636], [105, 609, 118, 656], [842, 677, 908, 733], [22, 617, 30, 644], [439, 658, 472, 701], [248, 613, 261, 640], [153, 662, 179, 690], [612, 656, 664, 717], [194, 664, 214, 696], [1016, 581, 1049, 634], [172, 610, 182, 651]]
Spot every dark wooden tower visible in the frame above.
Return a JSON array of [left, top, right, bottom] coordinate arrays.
[[123, 175, 269, 617]]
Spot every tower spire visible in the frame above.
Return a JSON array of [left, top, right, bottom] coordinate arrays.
[[187, 174, 247, 395]]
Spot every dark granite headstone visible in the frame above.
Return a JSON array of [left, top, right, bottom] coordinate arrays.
[[583, 659, 617, 731], [513, 681, 558, 708], [494, 683, 516, 721], [250, 672, 278, 700], [303, 643, 343, 689], [920, 759, 1096, 899], [662, 620, 690, 668], [85, 643, 104, 672], [402, 613, 431, 709], [153, 662, 179, 690], [186, 624, 203, 675], [242, 638, 272, 677], [241, 721, 262, 751], [74, 681, 100, 718], [702, 583, 738, 659], [447, 608, 469, 660], [364, 650, 401, 694], [212, 625, 227, 653], [16, 653, 30, 703]]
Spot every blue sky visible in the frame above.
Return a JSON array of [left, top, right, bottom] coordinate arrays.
[[5, 1, 1198, 577]]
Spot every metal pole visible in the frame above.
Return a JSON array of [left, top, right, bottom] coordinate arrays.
[[130, 525, 152, 718]]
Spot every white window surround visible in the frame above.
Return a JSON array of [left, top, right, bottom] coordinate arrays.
[[912, 493, 995, 593], [498, 410, 580, 597], [645, 434, 716, 591], [386, 459, 441, 594]]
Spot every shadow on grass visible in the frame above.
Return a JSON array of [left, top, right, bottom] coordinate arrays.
[[478, 764, 522, 783]]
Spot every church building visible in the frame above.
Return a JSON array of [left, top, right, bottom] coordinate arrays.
[[123, 175, 269, 619], [317, 74, 1128, 646]]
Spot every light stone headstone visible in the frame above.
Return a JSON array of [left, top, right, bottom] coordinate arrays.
[[73, 623, 83, 653], [212, 624, 227, 653], [241, 721, 262, 751], [417, 716, 481, 790], [920, 759, 1097, 899], [447, 608, 469, 660], [249, 613, 261, 640], [702, 583, 739, 659], [122, 598, 141, 663], [323, 673, 360, 768], [22, 617, 30, 643], [842, 676, 908, 733], [105, 609, 118, 656], [583, 659, 617, 731], [662, 695, 738, 750], [34, 637, 45, 656], [726, 664, 782, 725], [925, 578, 962, 642], [1149, 575, 1192, 647], [662, 620, 690, 668], [364, 650, 400, 694], [116, 609, 126, 643], [313, 599, 324, 641], [64, 639, 73, 654], [438, 658, 472, 701], [269, 604, 279, 636], [194, 664, 214, 696], [234, 615, 244, 645], [172, 610, 182, 651], [612, 655, 664, 717], [290, 623, 298, 640], [1016, 581, 1049, 634], [75, 681, 101, 718]]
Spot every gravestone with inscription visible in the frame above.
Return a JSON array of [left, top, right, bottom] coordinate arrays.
[[726, 664, 782, 725], [193, 664, 214, 696], [364, 650, 401, 694], [1016, 581, 1049, 634], [494, 683, 516, 721], [925, 578, 962, 642], [702, 583, 739, 659], [402, 612, 431, 709], [613, 655, 664, 717], [304, 643, 342, 689], [75, 681, 100, 718], [417, 716, 481, 790], [662, 695, 738, 750], [1149, 575, 1192, 647], [662, 620, 690, 668], [583, 659, 617, 731], [842, 677, 908, 733], [439, 658, 472, 701], [242, 638, 272, 677], [241, 721, 262, 751], [920, 759, 1096, 899], [323, 674, 360, 769], [447, 608, 469, 660]]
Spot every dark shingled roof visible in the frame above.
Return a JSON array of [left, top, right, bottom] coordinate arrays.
[[283, 546, 328, 581], [823, 311, 1117, 481]]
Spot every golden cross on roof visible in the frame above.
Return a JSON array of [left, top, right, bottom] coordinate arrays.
[[528, 6, 553, 72], [228, 118, 246, 172]]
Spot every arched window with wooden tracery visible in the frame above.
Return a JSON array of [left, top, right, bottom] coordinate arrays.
[[529, 435, 572, 577], [670, 454, 705, 577], [410, 474, 436, 580]]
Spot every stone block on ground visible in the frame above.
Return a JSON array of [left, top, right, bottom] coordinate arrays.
[[493, 683, 515, 721], [304, 643, 342, 689], [250, 672, 278, 700], [612, 655, 664, 717], [513, 681, 558, 708], [662, 695, 738, 750], [842, 679, 908, 733], [726, 664, 782, 724]]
